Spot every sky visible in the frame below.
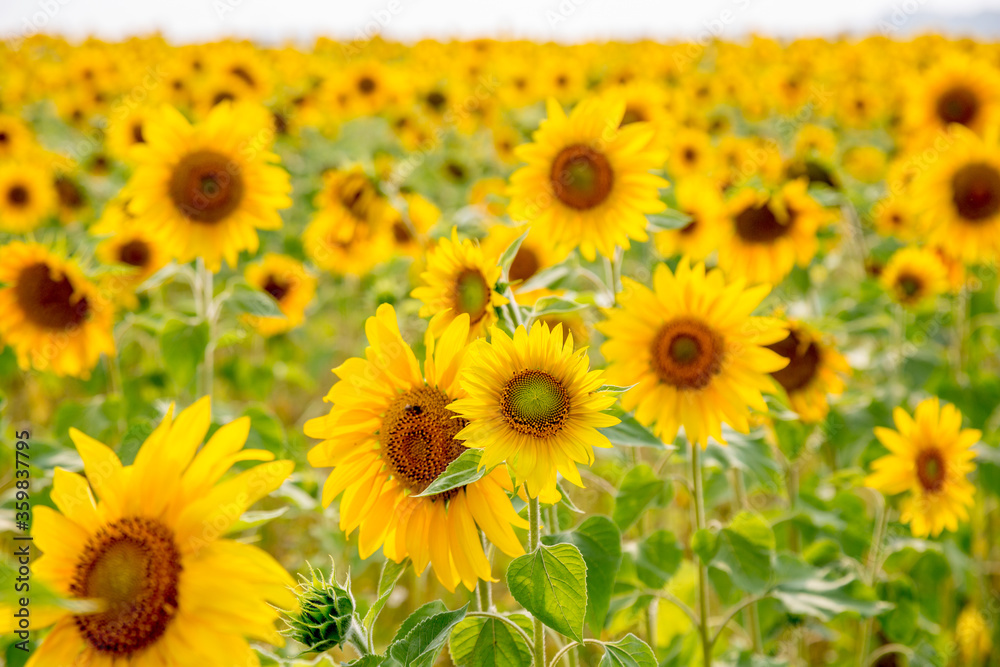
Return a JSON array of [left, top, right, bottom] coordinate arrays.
[[1, 0, 998, 44]]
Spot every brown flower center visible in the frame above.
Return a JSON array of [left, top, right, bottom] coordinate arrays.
[[951, 162, 1000, 222], [380, 385, 468, 498], [15, 262, 90, 330], [734, 200, 789, 243], [500, 369, 571, 438], [56, 175, 85, 209], [263, 274, 290, 302], [6, 184, 28, 207], [550, 144, 614, 210], [71, 517, 182, 657], [453, 268, 491, 324], [357, 76, 376, 95], [168, 150, 244, 224], [936, 85, 980, 127], [620, 107, 646, 126], [650, 318, 724, 389], [118, 240, 151, 268], [915, 448, 947, 493], [509, 247, 541, 283], [766, 329, 820, 393], [131, 122, 145, 144]]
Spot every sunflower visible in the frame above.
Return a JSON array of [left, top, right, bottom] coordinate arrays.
[[96, 226, 169, 309], [1, 397, 296, 665], [0, 114, 36, 159], [873, 196, 921, 241], [915, 129, 1000, 263], [314, 166, 391, 228], [718, 178, 828, 285], [411, 229, 508, 339], [865, 397, 980, 538], [303, 209, 391, 277], [880, 246, 949, 308], [124, 101, 291, 272], [667, 127, 715, 179], [905, 58, 1000, 140], [105, 106, 154, 162], [766, 320, 850, 423], [0, 242, 114, 378], [387, 191, 440, 257], [243, 253, 316, 336], [0, 160, 56, 233], [598, 259, 788, 448], [449, 320, 619, 498], [507, 97, 668, 261], [654, 177, 726, 261], [304, 305, 528, 592]]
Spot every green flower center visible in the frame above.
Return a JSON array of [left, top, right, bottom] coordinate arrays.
[[916, 448, 947, 493], [500, 369, 571, 438], [650, 318, 724, 390], [454, 268, 491, 324]]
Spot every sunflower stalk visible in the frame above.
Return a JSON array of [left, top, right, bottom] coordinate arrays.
[[733, 469, 763, 654], [195, 258, 215, 400], [857, 494, 889, 667], [528, 490, 546, 667], [691, 444, 712, 667]]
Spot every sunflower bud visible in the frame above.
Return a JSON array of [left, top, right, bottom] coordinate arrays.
[[283, 562, 366, 655]]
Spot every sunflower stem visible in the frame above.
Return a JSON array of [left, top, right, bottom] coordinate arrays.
[[691, 444, 712, 667], [733, 469, 763, 654], [528, 489, 546, 667], [195, 258, 215, 400], [857, 494, 889, 667]]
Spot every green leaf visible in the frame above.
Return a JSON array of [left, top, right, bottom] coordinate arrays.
[[646, 209, 693, 232], [713, 512, 775, 594], [596, 384, 637, 395], [384, 603, 469, 667], [691, 529, 719, 564], [449, 615, 532, 667], [531, 295, 585, 316], [599, 411, 666, 448], [506, 543, 588, 642], [613, 464, 672, 531], [229, 507, 288, 533], [499, 229, 530, 278], [415, 448, 487, 497], [160, 318, 209, 389], [242, 406, 287, 456], [599, 634, 658, 667], [543, 516, 622, 635], [635, 530, 682, 589], [362, 558, 409, 637], [392, 601, 448, 644], [226, 283, 285, 318], [769, 555, 888, 621]]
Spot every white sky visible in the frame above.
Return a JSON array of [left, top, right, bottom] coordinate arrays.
[[1, 0, 998, 44]]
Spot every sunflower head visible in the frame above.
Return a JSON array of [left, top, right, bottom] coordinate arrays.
[[508, 96, 667, 261], [0, 242, 114, 377], [599, 259, 788, 447], [125, 101, 291, 271], [880, 246, 949, 308], [284, 563, 357, 654], [243, 253, 316, 336], [411, 229, 508, 339], [449, 320, 619, 497], [866, 397, 981, 537], [765, 321, 850, 423]]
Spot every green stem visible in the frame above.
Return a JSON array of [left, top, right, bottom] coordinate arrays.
[[733, 470, 763, 654], [529, 490, 545, 667], [857, 495, 889, 667], [478, 534, 494, 612], [195, 258, 215, 400], [691, 445, 712, 667]]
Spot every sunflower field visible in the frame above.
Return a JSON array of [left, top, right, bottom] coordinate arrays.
[[2, 32, 1000, 667]]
